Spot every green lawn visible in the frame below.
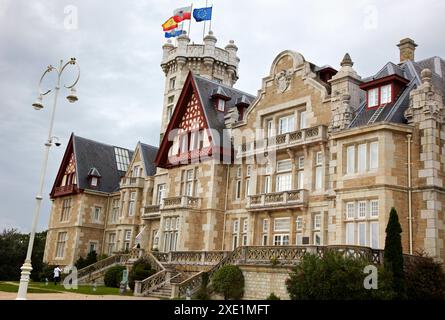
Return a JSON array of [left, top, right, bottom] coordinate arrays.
[[0, 282, 133, 296]]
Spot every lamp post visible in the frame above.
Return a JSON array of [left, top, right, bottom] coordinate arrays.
[[16, 58, 80, 300]]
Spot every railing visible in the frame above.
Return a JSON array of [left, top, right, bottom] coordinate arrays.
[[161, 196, 201, 210], [133, 252, 166, 296], [53, 184, 78, 197], [77, 253, 130, 280], [120, 177, 145, 188], [247, 190, 308, 210], [237, 125, 328, 158], [170, 245, 384, 298], [159, 251, 230, 266], [142, 205, 161, 219]]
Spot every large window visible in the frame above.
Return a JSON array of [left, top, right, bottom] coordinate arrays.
[[182, 169, 197, 197], [358, 144, 367, 173], [114, 147, 131, 172], [274, 218, 290, 232], [128, 192, 136, 216], [380, 84, 392, 104], [163, 217, 180, 252], [108, 233, 116, 255], [60, 198, 71, 222], [262, 218, 269, 245], [345, 141, 379, 174], [264, 175, 271, 193], [278, 115, 295, 134], [111, 199, 119, 223], [299, 110, 307, 129], [157, 184, 166, 205], [315, 151, 323, 191], [370, 142, 379, 170], [55, 232, 67, 258], [93, 206, 101, 222], [344, 200, 380, 248], [367, 84, 393, 108], [297, 156, 305, 189], [273, 234, 290, 246], [276, 160, 292, 192], [346, 145, 355, 174]]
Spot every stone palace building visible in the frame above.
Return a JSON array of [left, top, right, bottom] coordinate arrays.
[[43, 32, 445, 298]]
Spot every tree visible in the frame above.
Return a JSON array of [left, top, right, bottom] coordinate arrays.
[[384, 207, 406, 299], [211, 265, 244, 300], [0, 229, 46, 281], [286, 251, 395, 300], [85, 250, 98, 266], [128, 258, 155, 291], [74, 256, 87, 270]]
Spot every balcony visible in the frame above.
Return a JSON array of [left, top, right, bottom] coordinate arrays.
[[120, 177, 145, 189], [142, 205, 161, 220], [246, 189, 308, 211], [237, 125, 328, 158], [161, 196, 201, 211], [53, 184, 78, 197]]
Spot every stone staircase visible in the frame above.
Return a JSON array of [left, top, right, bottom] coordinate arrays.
[[77, 253, 131, 285]]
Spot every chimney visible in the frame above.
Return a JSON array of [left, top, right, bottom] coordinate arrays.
[[397, 38, 418, 63]]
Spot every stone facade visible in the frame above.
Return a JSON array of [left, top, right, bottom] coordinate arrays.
[[44, 35, 445, 272]]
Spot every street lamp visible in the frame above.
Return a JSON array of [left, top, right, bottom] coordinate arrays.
[[16, 58, 80, 300]]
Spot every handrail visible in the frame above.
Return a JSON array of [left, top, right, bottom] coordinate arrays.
[[77, 253, 130, 280]]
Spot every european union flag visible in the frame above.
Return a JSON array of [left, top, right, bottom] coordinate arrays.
[[193, 7, 212, 22]]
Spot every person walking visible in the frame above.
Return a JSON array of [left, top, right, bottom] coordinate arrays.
[[53, 265, 62, 285]]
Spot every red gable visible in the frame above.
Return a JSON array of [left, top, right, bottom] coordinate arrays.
[[50, 133, 80, 198], [155, 72, 214, 169]]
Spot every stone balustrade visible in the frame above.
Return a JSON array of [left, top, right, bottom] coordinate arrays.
[[161, 196, 201, 211], [247, 189, 308, 211], [237, 125, 328, 158], [120, 177, 145, 189]]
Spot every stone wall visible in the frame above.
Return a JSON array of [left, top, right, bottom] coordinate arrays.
[[240, 265, 291, 300]]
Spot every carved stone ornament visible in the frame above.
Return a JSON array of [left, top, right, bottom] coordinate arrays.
[[275, 69, 293, 93]]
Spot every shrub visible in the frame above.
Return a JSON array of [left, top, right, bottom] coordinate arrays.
[[384, 208, 406, 299], [286, 251, 395, 300], [85, 251, 98, 266], [74, 256, 87, 270], [211, 265, 244, 300], [266, 293, 280, 300], [104, 265, 126, 288], [128, 258, 155, 291], [38, 264, 57, 282], [405, 255, 445, 300], [193, 272, 211, 300]]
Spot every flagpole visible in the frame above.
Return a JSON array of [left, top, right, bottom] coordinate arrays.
[[203, 0, 208, 39], [188, 3, 193, 36], [209, 5, 213, 32]]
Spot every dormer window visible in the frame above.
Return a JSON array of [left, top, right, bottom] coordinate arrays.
[[368, 88, 379, 108], [91, 177, 98, 187], [87, 167, 101, 188], [217, 99, 225, 112], [380, 84, 392, 104]]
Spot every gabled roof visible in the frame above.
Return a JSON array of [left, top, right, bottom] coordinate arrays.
[[347, 56, 445, 129], [51, 134, 134, 196], [139, 142, 158, 176], [192, 74, 255, 135], [154, 72, 254, 167]]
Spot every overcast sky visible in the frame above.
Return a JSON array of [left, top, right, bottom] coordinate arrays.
[[0, 0, 444, 232]]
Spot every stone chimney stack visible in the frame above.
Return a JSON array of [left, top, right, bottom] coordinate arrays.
[[397, 38, 418, 63]]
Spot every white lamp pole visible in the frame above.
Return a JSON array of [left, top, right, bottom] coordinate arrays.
[[16, 58, 80, 300]]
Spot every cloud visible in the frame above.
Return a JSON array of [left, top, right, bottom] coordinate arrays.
[[0, 0, 444, 232]]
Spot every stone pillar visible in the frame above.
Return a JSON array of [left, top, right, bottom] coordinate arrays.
[[404, 68, 445, 260], [329, 53, 362, 132]]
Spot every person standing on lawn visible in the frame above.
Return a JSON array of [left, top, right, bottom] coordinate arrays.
[[53, 266, 62, 285]]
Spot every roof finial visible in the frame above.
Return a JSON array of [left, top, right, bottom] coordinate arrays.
[[341, 53, 353, 67]]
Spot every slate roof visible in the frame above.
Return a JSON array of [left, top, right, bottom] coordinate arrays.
[[72, 135, 134, 193], [192, 74, 255, 143], [140, 142, 159, 176], [348, 57, 445, 129]]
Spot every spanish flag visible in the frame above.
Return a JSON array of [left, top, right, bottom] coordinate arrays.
[[162, 17, 178, 31]]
